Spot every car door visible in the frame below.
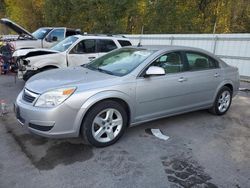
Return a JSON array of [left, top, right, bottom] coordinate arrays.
[[43, 28, 65, 48], [181, 51, 223, 108], [97, 39, 118, 57], [135, 51, 193, 122], [67, 39, 98, 67]]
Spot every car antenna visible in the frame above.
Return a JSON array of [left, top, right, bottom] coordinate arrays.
[[137, 25, 144, 47]]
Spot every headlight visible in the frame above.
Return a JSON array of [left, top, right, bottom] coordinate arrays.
[[34, 87, 76, 107], [23, 59, 30, 65]]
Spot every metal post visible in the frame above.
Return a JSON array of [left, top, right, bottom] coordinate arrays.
[[170, 36, 174, 45], [213, 22, 217, 34], [138, 26, 144, 47], [213, 36, 218, 54]]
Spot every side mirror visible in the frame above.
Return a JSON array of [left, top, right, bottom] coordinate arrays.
[[52, 36, 58, 42], [45, 36, 50, 42], [145, 66, 165, 77]]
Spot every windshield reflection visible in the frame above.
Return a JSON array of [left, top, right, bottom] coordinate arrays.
[[50, 36, 78, 52]]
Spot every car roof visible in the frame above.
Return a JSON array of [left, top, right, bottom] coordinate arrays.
[[74, 34, 130, 41], [39, 27, 78, 30], [39, 27, 63, 29], [131, 45, 216, 56], [137, 45, 205, 52]]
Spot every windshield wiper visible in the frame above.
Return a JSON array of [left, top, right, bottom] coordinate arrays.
[[83, 65, 116, 76], [96, 67, 115, 75], [82, 64, 94, 70]]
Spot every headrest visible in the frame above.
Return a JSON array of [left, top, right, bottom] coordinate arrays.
[[194, 58, 208, 68], [166, 53, 180, 64]]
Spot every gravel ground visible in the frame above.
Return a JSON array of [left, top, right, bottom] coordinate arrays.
[[0, 74, 250, 188]]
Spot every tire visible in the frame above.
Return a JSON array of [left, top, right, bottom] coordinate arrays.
[[209, 86, 232, 115], [81, 100, 128, 147]]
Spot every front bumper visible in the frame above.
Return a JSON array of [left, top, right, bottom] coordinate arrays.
[[15, 90, 84, 138]]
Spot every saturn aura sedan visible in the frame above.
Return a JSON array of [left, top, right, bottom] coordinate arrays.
[[15, 46, 239, 147]]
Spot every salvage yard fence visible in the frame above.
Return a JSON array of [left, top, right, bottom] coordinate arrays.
[[125, 34, 250, 77]]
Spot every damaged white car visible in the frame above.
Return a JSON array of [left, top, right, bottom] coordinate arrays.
[[0, 18, 81, 49], [13, 35, 132, 80]]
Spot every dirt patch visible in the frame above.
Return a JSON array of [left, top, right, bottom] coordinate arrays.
[[94, 149, 144, 177], [5, 124, 93, 170], [145, 128, 153, 135], [34, 142, 93, 170], [161, 156, 217, 188]]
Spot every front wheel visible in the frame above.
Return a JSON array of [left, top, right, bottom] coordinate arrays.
[[81, 100, 127, 147], [209, 86, 232, 115]]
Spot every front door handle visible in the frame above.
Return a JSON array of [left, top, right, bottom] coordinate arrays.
[[178, 77, 187, 82], [88, 57, 96, 60], [214, 73, 220, 77]]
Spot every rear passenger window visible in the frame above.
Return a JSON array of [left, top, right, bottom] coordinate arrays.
[[186, 52, 219, 71], [118, 40, 132, 47], [98, 39, 117, 52], [83, 40, 96, 53]]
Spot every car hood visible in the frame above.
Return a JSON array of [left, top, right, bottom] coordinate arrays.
[[0, 18, 35, 39], [25, 67, 118, 93], [13, 48, 58, 58]]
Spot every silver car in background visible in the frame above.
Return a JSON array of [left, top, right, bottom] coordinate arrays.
[[15, 46, 239, 147]]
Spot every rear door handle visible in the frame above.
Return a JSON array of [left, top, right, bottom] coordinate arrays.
[[178, 77, 187, 82], [214, 73, 220, 77], [88, 57, 96, 60]]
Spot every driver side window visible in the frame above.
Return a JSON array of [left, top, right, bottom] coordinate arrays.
[[151, 52, 183, 74], [47, 29, 64, 42]]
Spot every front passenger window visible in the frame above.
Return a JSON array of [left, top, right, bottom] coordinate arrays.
[[152, 52, 183, 74], [71, 39, 96, 54]]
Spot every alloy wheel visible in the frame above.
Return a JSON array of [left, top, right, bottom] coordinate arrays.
[[218, 90, 231, 113], [91, 108, 123, 143]]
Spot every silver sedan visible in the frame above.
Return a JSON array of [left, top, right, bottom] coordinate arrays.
[[15, 46, 239, 147]]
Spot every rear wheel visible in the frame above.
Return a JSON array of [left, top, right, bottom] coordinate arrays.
[[81, 100, 127, 147], [209, 86, 232, 115]]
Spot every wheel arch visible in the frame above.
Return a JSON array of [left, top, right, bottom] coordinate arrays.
[[75, 91, 134, 136], [213, 80, 234, 102], [224, 83, 233, 92], [39, 65, 59, 70], [29, 57, 65, 69]]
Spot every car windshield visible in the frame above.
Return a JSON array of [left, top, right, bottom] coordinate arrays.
[[50, 36, 78, 52], [84, 48, 155, 76], [32, 28, 52, 39]]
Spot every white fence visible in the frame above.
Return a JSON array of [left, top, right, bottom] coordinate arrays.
[[125, 34, 250, 77]]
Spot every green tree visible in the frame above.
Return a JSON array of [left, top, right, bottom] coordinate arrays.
[[4, 0, 44, 31], [0, 0, 6, 17], [1, 0, 250, 34]]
